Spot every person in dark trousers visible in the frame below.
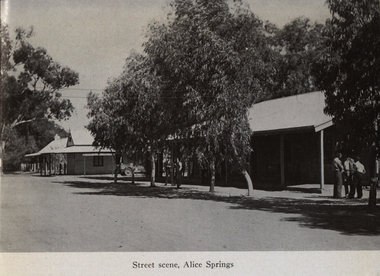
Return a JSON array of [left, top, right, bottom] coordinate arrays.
[[343, 155, 355, 198], [349, 156, 366, 199], [333, 152, 344, 198]]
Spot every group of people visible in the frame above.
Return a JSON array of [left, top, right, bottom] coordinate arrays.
[[333, 152, 366, 199]]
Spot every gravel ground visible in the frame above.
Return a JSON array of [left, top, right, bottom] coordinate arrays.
[[1, 173, 379, 252]]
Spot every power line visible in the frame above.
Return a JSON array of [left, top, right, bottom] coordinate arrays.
[[40, 86, 235, 93], [58, 87, 104, 92], [33, 87, 103, 92], [61, 96, 88, 99], [61, 95, 223, 100]]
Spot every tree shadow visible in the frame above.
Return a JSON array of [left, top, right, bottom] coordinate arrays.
[[81, 175, 150, 182], [55, 179, 380, 236], [232, 196, 380, 236], [285, 187, 322, 194]]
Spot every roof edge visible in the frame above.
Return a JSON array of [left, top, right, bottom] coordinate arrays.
[[314, 120, 333, 132], [252, 125, 315, 136]]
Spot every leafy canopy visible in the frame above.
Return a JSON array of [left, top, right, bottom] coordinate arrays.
[[273, 17, 325, 98], [143, 0, 271, 171], [87, 52, 170, 154], [0, 23, 79, 169], [315, 0, 380, 156], [1, 25, 79, 130]]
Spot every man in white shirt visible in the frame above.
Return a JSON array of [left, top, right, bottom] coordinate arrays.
[[349, 156, 366, 198], [343, 156, 355, 197]]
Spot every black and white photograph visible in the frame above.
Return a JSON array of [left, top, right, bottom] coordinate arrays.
[[1, 0, 379, 275]]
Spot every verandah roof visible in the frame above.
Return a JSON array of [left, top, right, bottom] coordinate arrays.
[[248, 91, 333, 135], [25, 138, 68, 157], [25, 130, 113, 157], [26, 145, 113, 157]]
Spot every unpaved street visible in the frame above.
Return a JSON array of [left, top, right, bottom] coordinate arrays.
[[1, 173, 379, 252]]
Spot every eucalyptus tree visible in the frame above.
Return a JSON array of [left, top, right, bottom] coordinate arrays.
[[273, 17, 325, 98], [86, 88, 129, 183], [143, 0, 271, 193], [87, 52, 171, 186], [0, 24, 79, 172], [314, 0, 380, 158], [4, 119, 68, 171]]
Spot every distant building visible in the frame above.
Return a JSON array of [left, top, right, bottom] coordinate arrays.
[[26, 130, 115, 175]]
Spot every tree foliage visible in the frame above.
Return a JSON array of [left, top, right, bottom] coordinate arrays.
[[87, 52, 170, 185], [0, 23, 79, 169], [2, 120, 68, 171], [143, 0, 264, 191], [87, 0, 331, 192], [273, 17, 325, 98], [314, 0, 380, 156]]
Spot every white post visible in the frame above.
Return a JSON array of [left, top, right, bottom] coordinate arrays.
[[280, 134, 285, 187], [83, 156, 86, 176], [54, 154, 56, 176], [320, 130, 325, 191]]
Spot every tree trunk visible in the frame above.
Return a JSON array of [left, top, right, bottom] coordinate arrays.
[[0, 142, 4, 175], [113, 152, 123, 183], [165, 165, 168, 186], [177, 161, 182, 189], [150, 151, 156, 187], [170, 143, 174, 185], [209, 160, 216, 192], [1, 125, 6, 175], [225, 160, 228, 185], [113, 162, 119, 183], [243, 169, 254, 196], [176, 156, 184, 189], [368, 177, 377, 207]]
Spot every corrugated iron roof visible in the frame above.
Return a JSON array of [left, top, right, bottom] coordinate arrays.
[[56, 146, 113, 154], [248, 91, 333, 135], [68, 130, 94, 146], [25, 138, 68, 157], [25, 130, 111, 157]]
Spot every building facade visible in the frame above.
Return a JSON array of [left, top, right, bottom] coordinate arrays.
[[26, 131, 115, 176]]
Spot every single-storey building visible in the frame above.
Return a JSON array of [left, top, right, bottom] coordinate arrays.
[[247, 91, 373, 189], [26, 131, 115, 175], [155, 91, 375, 190], [25, 134, 68, 175]]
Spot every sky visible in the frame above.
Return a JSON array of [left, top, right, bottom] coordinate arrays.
[[2, 0, 332, 132]]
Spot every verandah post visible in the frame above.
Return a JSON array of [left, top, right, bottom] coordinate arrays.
[[320, 130, 325, 192]]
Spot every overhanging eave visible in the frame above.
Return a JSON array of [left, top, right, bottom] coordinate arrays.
[[252, 126, 315, 136]]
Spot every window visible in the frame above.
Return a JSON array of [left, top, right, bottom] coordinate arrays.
[[93, 156, 104, 166]]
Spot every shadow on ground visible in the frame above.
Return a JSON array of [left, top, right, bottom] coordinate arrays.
[[55, 179, 380, 237]]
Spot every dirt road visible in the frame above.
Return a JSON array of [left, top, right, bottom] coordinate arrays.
[[1, 173, 379, 252]]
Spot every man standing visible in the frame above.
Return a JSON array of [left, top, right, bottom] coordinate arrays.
[[343, 155, 355, 198], [333, 152, 344, 198], [350, 156, 366, 199]]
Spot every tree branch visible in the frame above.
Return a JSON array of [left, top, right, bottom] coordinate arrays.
[[11, 117, 37, 128]]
